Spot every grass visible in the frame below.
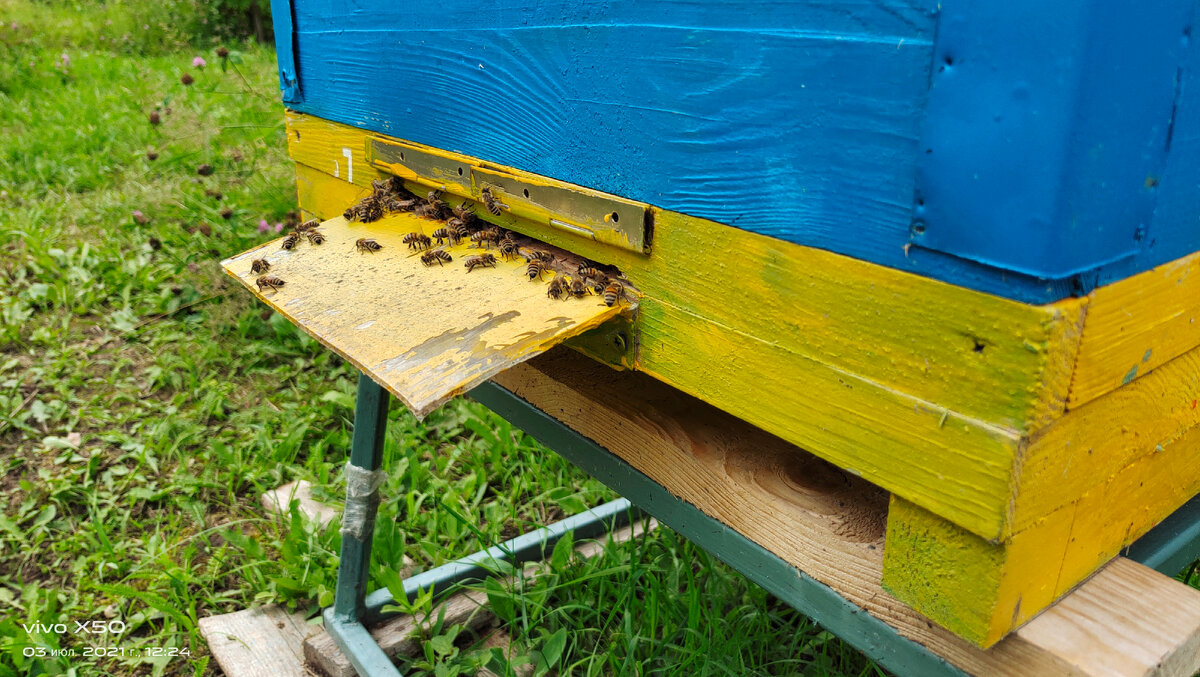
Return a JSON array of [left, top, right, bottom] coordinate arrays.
[[0, 3, 885, 676], [3, 3, 1198, 677]]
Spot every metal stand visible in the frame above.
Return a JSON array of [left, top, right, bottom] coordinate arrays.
[[325, 373, 1200, 677], [323, 373, 637, 677]]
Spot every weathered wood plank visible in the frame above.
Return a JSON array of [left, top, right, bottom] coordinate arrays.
[[220, 213, 623, 418], [1068, 251, 1200, 409], [492, 349, 1200, 674], [199, 605, 322, 677], [261, 480, 339, 528]]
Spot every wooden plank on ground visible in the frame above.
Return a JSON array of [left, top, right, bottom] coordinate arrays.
[[199, 605, 323, 677], [492, 349, 1200, 675], [261, 480, 339, 528], [220, 213, 624, 418]]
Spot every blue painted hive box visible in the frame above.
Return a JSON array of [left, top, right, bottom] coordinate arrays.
[[263, 0, 1200, 650]]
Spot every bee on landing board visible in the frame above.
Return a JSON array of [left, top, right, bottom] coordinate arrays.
[[385, 197, 421, 213], [403, 232, 432, 250], [296, 218, 319, 231], [525, 259, 547, 281], [431, 227, 450, 245], [280, 232, 301, 250], [250, 258, 270, 274], [602, 279, 628, 307], [464, 253, 496, 272], [355, 238, 383, 253], [498, 239, 519, 261], [547, 276, 567, 300], [480, 187, 507, 216], [305, 229, 325, 245], [568, 278, 590, 299], [421, 249, 453, 267], [255, 275, 285, 293], [577, 265, 601, 282]]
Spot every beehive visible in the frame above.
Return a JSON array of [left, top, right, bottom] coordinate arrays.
[[260, 0, 1200, 648]]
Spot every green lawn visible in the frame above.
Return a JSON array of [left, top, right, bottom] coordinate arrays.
[[0, 2, 885, 676]]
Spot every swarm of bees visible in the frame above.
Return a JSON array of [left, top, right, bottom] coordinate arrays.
[[250, 177, 634, 310]]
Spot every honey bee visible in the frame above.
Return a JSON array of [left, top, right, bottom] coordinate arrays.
[[431, 227, 450, 245], [403, 232, 423, 249], [385, 197, 421, 213], [343, 205, 358, 221], [423, 191, 452, 220], [296, 218, 319, 231], [306, 230, 325, 245], [602, 279, 628, 306], [470, 230, 498, 248], [547, 276, 567, 300], [526, 259, 546, 281], [452, 203, 475, 221], [255, 275, 285, 292], [464, 253, 496, 272], [568, 278, 591, 298], [355, 238, 383, 253], [480, 187, 507, 215], [498, 239, 519, 260], [281, 232, 301, 250], [421, 249, 453, 266], [250, 258, 270, 274], [359, 199, 384, 223], [577, 265, 601, 281]]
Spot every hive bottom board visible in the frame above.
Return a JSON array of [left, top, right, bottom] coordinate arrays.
[[479, 348, 1200, 676]]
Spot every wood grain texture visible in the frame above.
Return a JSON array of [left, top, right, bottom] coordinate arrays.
[[1068, 251, 1200, 409], [199, 605, 323, 677], [492, 349, 1200, 674], [219, 213, 623, 417]]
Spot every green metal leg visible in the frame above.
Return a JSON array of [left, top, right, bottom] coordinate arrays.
[[325, 373, 403, 677]]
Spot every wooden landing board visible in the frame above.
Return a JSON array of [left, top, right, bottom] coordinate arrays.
[[220, 214, 624, 418], [492, 349, 1200, 676], [198, 605, 323, 677]]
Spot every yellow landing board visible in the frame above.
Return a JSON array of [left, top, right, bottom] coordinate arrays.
[[220, 214, 624, 417]]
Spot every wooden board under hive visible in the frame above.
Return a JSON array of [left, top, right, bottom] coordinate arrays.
[[220, 212, 628, 417]]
